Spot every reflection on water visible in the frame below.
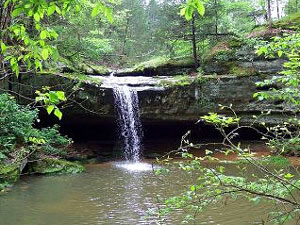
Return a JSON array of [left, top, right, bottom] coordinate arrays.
[[0, 162, 289, 225], [114, 161, 158, 172]]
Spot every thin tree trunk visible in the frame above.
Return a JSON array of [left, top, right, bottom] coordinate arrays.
[[0, 1, 14, 88], [214, 0, 218, 39], [191, 14, 198, 68], [276, 0, 280, 19], [267, 0, 272, 29], [121, 16, 130, 56]]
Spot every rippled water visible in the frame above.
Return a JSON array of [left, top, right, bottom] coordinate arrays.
[[0, 162, 291, 225]]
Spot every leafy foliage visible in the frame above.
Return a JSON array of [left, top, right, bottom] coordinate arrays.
[[0, 93, 71, 162], [153, 106, 300, 224], [35, 87, 67, 120], [0, 0, 114, 119], [254, 34, 300, 156], [152, 33, 300, 224], [255, 34, 300, 107]]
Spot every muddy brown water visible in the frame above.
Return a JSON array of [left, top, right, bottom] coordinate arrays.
[[1, 160, 297, 225]]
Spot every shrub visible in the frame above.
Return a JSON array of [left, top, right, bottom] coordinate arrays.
[[268, 137, 300, 156], [0, 93, 71, 161], [0, 94, 37, 154]]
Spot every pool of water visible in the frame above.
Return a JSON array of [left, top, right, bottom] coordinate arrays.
[[0, 161, 290, 225]]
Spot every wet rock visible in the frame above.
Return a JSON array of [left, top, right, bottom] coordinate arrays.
[[0, 164, 20, 192], [0, 164, 19, 184], [2, 72, 293, 127], [29, 158, 84, 175]]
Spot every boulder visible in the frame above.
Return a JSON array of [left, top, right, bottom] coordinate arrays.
[[29, 158, 84, 175]]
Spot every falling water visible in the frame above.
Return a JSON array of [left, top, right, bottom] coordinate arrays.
[[112, 84, 143, 161]]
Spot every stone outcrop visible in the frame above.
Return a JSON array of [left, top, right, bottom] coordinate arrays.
[[3, 72, 291, 127]]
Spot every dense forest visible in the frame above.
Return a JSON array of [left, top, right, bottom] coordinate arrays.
[[0, 0, 300, 224]]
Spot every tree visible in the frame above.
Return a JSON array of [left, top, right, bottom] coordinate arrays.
[[267, 0, 273, 29], [285, 0, 300, 15], [0, 0, 113, 119]]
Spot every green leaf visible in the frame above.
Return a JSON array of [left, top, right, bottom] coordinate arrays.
[[278, 50, 283, 57], [41, 48, 49, 60], [185, 6, 194, 21], [92, 6, 100, 17], [284, 173, 294, 179], [180, 7, 186, 16], [54, 108, 63, 120], [34, 13, 40, 22], [35, 23, 41, 30], [47, 5, 56, 16], [56, 6, 61, 14], [195, 0, 205, 16], [56, 91, 66, 101], [24, 4, 31, 9], [1, 42, 7, 53], [105, 7, 114, 23], [47, 105, 55, 114], [40, 30, 47, 39], [12, 8, 23, 17], [49, 91, 58, 103], [52, 48, 59, 61], [190, 185, 196, 191]]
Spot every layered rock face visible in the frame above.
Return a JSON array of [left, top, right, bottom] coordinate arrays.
[[2, 71, 289, 128], [0, 39, 292, 128]]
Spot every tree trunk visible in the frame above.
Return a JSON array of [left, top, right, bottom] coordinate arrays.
[[214, 0, 218, 39], [0, 1, 14, 90], [267, 0, 272, 29], [191, 14, 198, 68], [276, 0, 280, 19], [121, 16, 130, 56]]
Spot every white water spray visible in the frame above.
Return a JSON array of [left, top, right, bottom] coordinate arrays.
[[111, 74, 143, 161]]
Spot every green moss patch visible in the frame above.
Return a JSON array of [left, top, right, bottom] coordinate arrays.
[[47, 56, 111, 75], [78, 63, 111, 75], [0, 164, 20, 191], [30, 158, 84, 175], [0, 164, 19, 183], [249, 12, 300, 38], [132, 56, 195, 73], [159, 75, 193, 87], [62, 72, 102, 85], [227, 62, 257, 76], [273, 12, 300, 31], [204, 42, 235, 63]]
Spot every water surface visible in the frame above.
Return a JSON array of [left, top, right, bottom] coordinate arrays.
[[0, 162, 289, 225]]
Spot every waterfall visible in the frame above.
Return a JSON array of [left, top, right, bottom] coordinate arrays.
[[112, 85, 143, 161]]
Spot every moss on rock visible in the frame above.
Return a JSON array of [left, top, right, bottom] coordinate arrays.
[[249, 12, 300, 38], [0, 164, 19, 183], [132, 56, 195, 73], [0, 164, 20, 192], [30, 158, 84, 175], [204, 42, 234, 63], [273, 12, 300, 31], [227, 62, 258, 76]]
